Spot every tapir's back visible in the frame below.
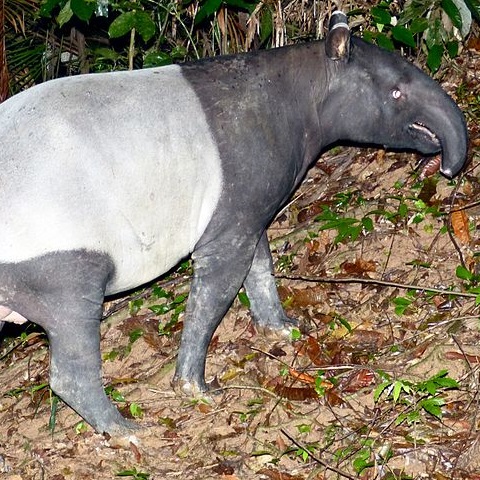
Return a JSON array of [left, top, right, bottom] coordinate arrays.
[[0, 65, 223, 293]]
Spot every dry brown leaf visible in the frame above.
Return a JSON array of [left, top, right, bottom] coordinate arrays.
[[340, 369, 375, 393], [257, 468, 305, 480], [451, 209, 471, 244], [467, 36, 480, 51], [444, 351, 480, 363], [266, 376, 319, 401], [288, 367, 316, 385], [341, 258, 376, 275]]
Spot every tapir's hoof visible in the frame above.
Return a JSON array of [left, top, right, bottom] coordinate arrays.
[[171, 377, 218, 402], [97, 419, 143, 449], [97, 415, 141, 439], [255, 315, 298, 339], [106, 431, 142, 449]]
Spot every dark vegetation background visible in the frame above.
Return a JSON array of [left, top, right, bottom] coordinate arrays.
[[2, 1, 480, 479], [2, 0, 480, 94]]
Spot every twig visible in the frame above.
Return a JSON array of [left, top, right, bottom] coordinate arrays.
[[276, 273, 478, 298], [281, 428, 357, 479], [128, 27, 135, 71]]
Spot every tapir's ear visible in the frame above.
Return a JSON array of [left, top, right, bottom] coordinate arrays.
[[325, 11, 350, 61]]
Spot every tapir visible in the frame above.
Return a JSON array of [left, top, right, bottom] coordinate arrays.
[[0, 11, 468, 436]]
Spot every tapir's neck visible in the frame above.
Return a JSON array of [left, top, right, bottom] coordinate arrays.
[[181, 42, 332, 186]]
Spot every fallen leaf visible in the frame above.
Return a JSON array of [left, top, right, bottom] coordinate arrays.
[[451, 209, 471, 244]]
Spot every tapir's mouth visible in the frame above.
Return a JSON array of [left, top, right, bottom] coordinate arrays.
[[408, 122, 441, 148]]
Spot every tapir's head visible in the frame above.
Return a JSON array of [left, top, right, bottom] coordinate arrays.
[[323, 12, 468, 178]]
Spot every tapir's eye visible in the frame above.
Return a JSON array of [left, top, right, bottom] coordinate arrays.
[[392, 89, 402, 99]]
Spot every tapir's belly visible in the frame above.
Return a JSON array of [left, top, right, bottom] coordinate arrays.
[[0, 65, 223, 294]]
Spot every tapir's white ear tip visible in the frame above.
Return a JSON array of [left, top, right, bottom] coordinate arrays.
[[328, 11, 349, 32]]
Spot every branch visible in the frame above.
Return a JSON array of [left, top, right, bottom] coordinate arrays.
[[276, 273, 478, 299]]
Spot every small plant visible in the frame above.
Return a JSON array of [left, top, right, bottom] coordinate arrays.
[[314, 205, 374, 244], [149, 288, 188, 335], [351, 438, 393, 475], [116, 467, 150, 479], [129, 402, 144, 418], [392, 290, 417, 315], [105, 385, 126, 403], [374, 370, 459, 425], [75, 421, 88, 434], [294, 441, 320, 462], [456, 265, 480, 304]]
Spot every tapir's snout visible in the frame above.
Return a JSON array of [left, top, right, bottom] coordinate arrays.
[[438, 115, 469, 178], [408, 95, 468, 179]]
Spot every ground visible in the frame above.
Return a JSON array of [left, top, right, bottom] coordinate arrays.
[[1, 49, 480, 480]]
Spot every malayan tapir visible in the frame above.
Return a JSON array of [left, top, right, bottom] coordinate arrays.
[[0, 11, 468, 437]]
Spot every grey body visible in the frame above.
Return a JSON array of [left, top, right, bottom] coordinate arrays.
[[0, 13, 468, 436]]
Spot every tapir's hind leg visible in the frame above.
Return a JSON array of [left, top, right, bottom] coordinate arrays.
[[243, 232, 296, 332], [0, 251, 135, 436]]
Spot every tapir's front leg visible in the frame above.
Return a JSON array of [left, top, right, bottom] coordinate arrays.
[[174, 231, 295, 394], [173, 232, 261, 394], [243, 232, 296, 332]]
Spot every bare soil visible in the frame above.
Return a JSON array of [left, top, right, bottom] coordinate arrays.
[[2, 50, 480, 480]]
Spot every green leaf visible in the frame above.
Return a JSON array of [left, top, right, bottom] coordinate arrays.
[[442, 0, 463, 29], [398, 202, 408, 218], [290, 328, 301, 341], [392, 381, 404, 401], [371, 6, 392, 25], [57, 0, 73, 26], [362, 216, 374, 232], [152, 286, 171, 299], [195, 0, 222, 25], [39, 0, 64, 17], [109, 10, 156, 41], [391, 25, 416, 48], [260, 9, 273, 44], [456, 264, 473, 281], [49, 394, 59, 432], [427, 43, 444, 72], [143, 51, 172, 68], [129, 402, 144, 418], [373, 381, 391, 402], [134, 11, 156, 42], [410, 17, 429, 34], [337, 316, 352, 332], [446, 40, 459, 57], [353, 448, 373, 474], [109, 11, 136, 38], [172, 293, 187, 304], [237, 291, 250, 308], [376, 32, 395, 51], [393, 296, 413, 316], [464, 0, 480, 20], [71, 0, 95, 21], [434, 376, 459, 388], [426, 18, 444, 49], [224, 0, 256, 11], [420, 397, 444, 418]]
